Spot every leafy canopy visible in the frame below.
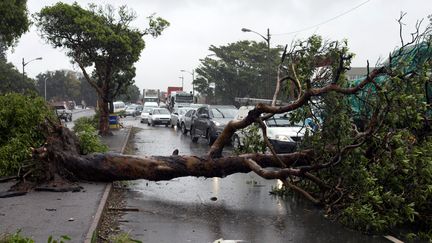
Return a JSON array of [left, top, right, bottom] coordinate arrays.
[[195, 41, 282, 103], [0, 0, 30, 48], [35, 2, 169, 134], [34, 3, 169, 101], [0, 93, 55, 176]]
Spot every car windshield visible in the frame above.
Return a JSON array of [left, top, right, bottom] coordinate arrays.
[[153, 109, 169, 114], [178, 109, 190, 115], [211, 108, 237, 118], [143, 107, 153, 113], [266, 115, 303, 127], [55, 105, 66, 110]]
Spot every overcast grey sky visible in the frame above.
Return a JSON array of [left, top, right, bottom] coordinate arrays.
[[6, 0, 432, 94]]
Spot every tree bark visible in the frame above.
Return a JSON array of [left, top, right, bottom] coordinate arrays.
[[58, 151, 314, 182], [98, 97, 111, 136], [26, 124, 314, 186]]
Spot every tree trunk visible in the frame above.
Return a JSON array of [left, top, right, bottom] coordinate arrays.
[[28, 123, 313, 185], [98, 97, 111, 136], [55, 151, 313, 182]]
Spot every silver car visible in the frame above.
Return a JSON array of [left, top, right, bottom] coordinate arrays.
[[170, 107, 192, 128], [179, 109, 197, 135]]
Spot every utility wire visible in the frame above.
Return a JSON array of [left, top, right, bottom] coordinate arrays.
[[273, 0, 371, 36]]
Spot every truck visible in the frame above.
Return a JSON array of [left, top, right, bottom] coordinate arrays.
[[167, 86, 183, 96], [143, 89, 160, 106], [167, 91, 194, 111]]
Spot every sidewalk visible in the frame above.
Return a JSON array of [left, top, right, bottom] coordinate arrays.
[[0, 127, 131, 242]]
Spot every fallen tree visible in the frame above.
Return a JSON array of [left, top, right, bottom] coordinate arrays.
[[2, 14, 432, 240]]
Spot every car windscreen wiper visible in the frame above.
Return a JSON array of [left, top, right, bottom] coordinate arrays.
[[215, 108, 225, 118]]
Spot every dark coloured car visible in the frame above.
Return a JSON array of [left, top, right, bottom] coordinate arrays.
[[190, 105, 238, 145]]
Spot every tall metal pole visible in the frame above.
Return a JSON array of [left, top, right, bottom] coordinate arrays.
[[179, 75, 184, 89], [266, 28, 271, 99], [192, 70, 195, 96], [22, 57, 43, 97], [241, 27, 271, 98], [181, 69, 195, 96], [44, 78, 47, 101], [22, 58, 25, 82]]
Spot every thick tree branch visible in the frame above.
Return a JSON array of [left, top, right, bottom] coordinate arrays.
[[208, 66, 387, 158]]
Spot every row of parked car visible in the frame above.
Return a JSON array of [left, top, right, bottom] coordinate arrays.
[[137, 103, 311, 153]]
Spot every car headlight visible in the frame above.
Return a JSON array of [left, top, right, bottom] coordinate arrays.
[[275, 135, 294, 142], [154, 117, 159, 120], [213, 121, 222, 127]]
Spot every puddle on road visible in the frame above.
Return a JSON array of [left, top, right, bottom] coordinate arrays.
[[122, 173, 386, 243]]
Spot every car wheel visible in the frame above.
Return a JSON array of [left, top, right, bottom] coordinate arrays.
[[147, 121, 150, 126], [232, 134, 241, 149], [207, 130, 215, 146], [140, 119, 143, 123], [181, 123, 187, 135], [151, 121, 155, 127], [191, 126, 198, 143]]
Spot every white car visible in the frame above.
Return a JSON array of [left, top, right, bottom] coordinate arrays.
[[140, 105, 157, 123], [232, 107, 306, 153], [148, 108, 171, 127]]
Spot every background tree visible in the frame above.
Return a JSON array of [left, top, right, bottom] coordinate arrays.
[[0, 60, 35, 94], [79, 75, 98, 107], [194, 41, 281, 104], [35, 70, 80, 102], [35, 3, 169, 135], [116, 84, 141, 103], [0, 0, 30, 54], [0, 0, 33, 94]]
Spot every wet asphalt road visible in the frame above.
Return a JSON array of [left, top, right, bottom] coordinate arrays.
[[119, 117, 386, 243], [64, 108, 95, 129]]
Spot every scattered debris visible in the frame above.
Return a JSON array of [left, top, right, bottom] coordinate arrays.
[[0, 191, 27, 198], [384, 235, 404, 243], [108, 207, 139, 212], [0, 176, 18, 183], [213, 238, 246, 243]]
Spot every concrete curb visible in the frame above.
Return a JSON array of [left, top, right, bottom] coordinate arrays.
[[84, 126, 132, 243], [84, 183, 112, 243]]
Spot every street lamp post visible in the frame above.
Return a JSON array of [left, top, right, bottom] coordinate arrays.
[[179, 75, 184, 90], [22, 57, 43, 96], [180, 69, 195, 96], [241, 27, 271, 98]]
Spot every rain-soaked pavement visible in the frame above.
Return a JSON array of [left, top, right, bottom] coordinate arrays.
[[120, 118, 386, 243]]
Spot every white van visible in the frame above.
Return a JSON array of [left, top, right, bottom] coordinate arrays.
[[112, 101, 126, 113]]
